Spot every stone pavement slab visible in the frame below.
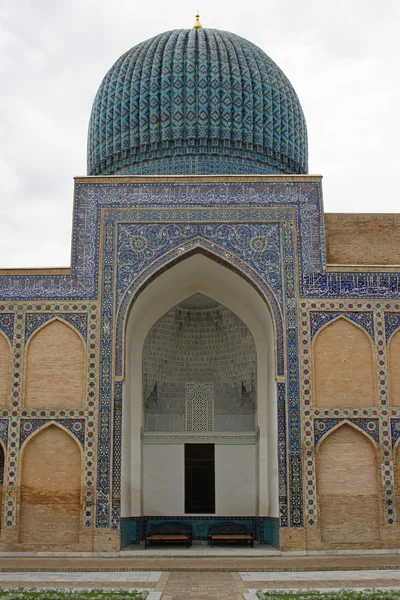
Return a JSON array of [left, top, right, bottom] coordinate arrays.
[[240, 569, 400, 581], [0, 571, 161, 583]]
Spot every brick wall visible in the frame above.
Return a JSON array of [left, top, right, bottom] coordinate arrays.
[[313, 318, 375, 407], [0, 334, 10, 407], [317, 424, 381, 543], [19, 425, 81, 545], [325, 214, 400, 265], [25, 320, 85, 409], [389, 330, 400, 406]]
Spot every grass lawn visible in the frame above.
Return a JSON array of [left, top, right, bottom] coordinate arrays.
[[0, 591, 148, 599], [257, 593, 400, 600]]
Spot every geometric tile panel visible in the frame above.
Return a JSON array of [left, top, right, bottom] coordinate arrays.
[[0, 313, 14, 343], [0, 420, 8, 449], [25, 313, 88, 342], [314, 418, 379, 446], [19, 419, 85, 448], [391, 419, 400, 448], [385, 312, 400, 342], [310, 311, 374, 339]]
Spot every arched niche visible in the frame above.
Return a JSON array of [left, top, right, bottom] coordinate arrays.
[[121, 253, 278, 519], [24, 319, 85, 409], [19, 424, 82, 545], [313, 317, 375, 408], [389, 329, 400, 406], [0, 332, 11, 407], [317, 423, 380, 544]]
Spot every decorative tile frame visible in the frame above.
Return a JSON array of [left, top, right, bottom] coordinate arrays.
[[0, 421, 9, 449], [314, 418, 379, 446], [19, 419, 85, 447], [89, 178, 329, 532], [25, 313, 88, 342], [0, 314, 14, 343], [385, 312, 400, 342], [0, 301, 98, 530], [310, 311, 374, 340], [300, 300, 400, 528]]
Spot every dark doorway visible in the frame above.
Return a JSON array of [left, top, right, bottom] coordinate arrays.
[[185, 444, 215, 513]]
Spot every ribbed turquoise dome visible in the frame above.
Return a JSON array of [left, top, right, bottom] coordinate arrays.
[[87, 28, 308, 176]]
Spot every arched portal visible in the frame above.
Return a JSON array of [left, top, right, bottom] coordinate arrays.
[[121, 253, 278, 521]]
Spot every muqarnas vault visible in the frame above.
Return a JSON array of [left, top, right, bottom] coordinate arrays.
[[0, 18, 400, 552]]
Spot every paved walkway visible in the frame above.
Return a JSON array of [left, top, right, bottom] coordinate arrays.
[[2, 555, 400, 598], [0, 553, 399, 572], [161, 572, 246, 600], [241, 569, 400, 582], [0, 571, 162, 583]]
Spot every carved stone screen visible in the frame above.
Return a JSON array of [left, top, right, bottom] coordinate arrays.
[[186, 383, 214, 432]]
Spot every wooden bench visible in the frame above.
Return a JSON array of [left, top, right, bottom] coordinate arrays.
[[145, 522, 192, 548], [208, 522, 254, 547]]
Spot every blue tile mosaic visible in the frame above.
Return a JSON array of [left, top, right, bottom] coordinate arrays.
[[143, 516, 256, 540], [0, 314, 14, 343], [0, 420, 9, 449], [260, 517, 280, 547], [385, 312, 400, 342], [314, 418, 379, 446], [25, 313, 88, 342], [120, 517, 140, 546], [19, 419, 85, 448], [391, 419, 400, 448], [87, 29, 308, 177], [303, 272, 400, 299], [310, 311, 374, 339]]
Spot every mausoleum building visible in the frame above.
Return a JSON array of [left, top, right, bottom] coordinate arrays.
[[0, 17, 400, 552]]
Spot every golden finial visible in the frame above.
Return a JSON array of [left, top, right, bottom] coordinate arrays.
[[193, 11, 203, 29]]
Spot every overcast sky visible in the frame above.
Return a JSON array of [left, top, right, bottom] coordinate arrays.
[[1, 0, 399, 268]]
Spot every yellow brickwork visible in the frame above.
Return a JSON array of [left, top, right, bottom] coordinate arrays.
[[325, 213, 400, 266], [24, 319, 85, 409], [0, 333, 10, 407], [19, 425, 81, 545], [389, 329, 400, 406], [317, 424, 381, 544], [313, 318, 376, 407]]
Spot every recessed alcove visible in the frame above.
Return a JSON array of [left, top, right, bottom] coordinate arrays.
[[121, 253, 278, 527]]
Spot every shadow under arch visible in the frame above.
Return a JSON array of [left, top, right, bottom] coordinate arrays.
[[120, 248, 280, 523], [115, 241, 284, 378]]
